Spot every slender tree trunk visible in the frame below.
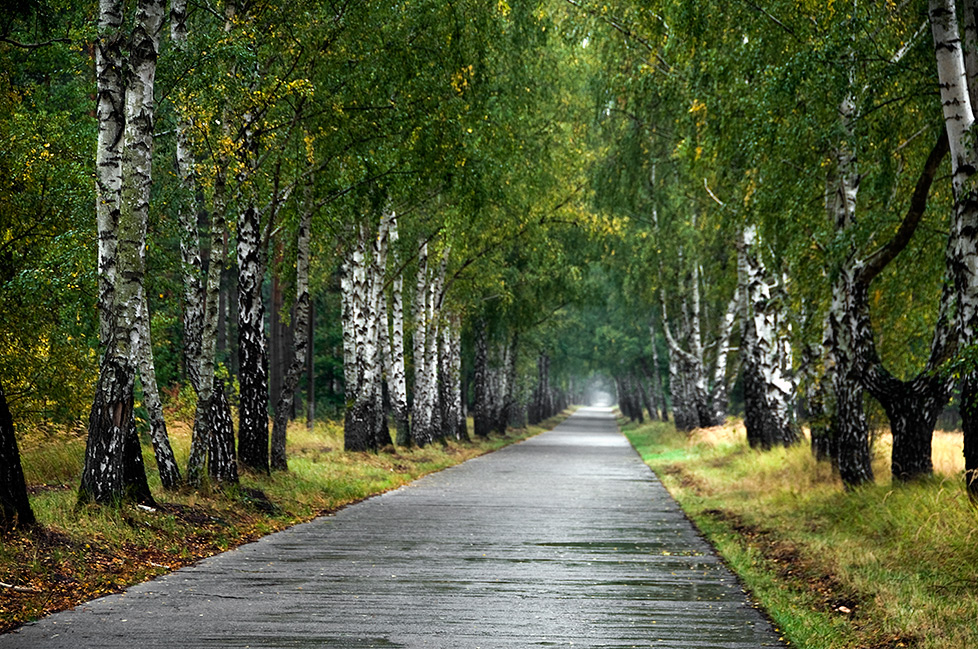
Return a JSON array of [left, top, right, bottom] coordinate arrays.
[[134, 296, 181, 488], [344, 226, 372, 452], [127, 0, 178, 487], [0, 384, 35, 530], [449, 316, 469, 441], [370, 223, 393, 449], [186, 187, 233, 485], [271, 182, 313, 470], [438, 319, 454, 441], [709, 288, 740, 424], [410, 243, 430, 445], [473, 320, 492, 437], [95, 0, 124, 351], [422, 247, 449, 442], [237, 205, 270, 472], [820, 78, 874, 487], [931, 0, 978, 497], [269, 242, 286, 417], [171, 0, 199, 385], [388, 217, 411, 446], [803, 336, 834, 462], [648, 320, 668, 421], [500, 333, 519, 431], [636, 371, 657, 422], [207, 380, 238, 482], [739, 226, 798, 449], [306, 300, 316, 429], [661, 291, 708, 430], [81, 0, 163, 506], [343, 215, 391, 451]]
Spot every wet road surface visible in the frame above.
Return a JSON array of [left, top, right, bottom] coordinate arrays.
[[1, 407, 784, 648]]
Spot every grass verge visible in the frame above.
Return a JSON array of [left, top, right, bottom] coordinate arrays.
[[0, 411, 570, 632], [620, 415, 978, 649]]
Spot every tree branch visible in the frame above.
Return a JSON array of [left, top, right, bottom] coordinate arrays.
[[0, 37, 72, 49], [858, 126, 949, 286]]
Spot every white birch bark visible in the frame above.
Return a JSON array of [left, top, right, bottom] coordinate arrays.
[[411, 243, 430, 444], [387, 215, 410, 446], [448, 316, 468, 440], [438, 314, 453, 438], [368, 213, 393, 447], [81, 0, 163, 504], [821, 77, 875, 486], [186, 199, 226, 485], [171, 0, 203, 392], [931, 0, 978, 331], [123, 0, 177, 489], [647, 319, 668, 421], [424, 247, 450, 441], [236, 204, 269, 472], [739, 226, 798, 449], [930, 0, 978, 496], [95, 0, 125, 351], [709, 287, 740, 424], [340, 262, 357, 396], [659, 288, 708, 430], [342, 225, 370, 450], [342, 214, 391, 451]]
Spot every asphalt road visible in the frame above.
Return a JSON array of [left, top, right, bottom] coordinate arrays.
[[1, 407, 784, 648]]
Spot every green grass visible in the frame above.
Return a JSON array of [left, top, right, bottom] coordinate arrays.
[[621, 416, 978, 649], [0, 412, 569, 631]]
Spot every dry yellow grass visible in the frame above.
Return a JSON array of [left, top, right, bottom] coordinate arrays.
[[623, 415, 978, 649]]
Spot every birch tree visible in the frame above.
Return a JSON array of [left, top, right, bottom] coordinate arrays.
[[387, 216, 411, 446], [80, 0, 165, 505], [738, 225, 798, 449], [929, 0, 978, 498], [341, 211, 393, 452]]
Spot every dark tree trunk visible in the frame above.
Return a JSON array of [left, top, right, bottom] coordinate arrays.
[[473, 322, 491, 438], [860, 356, 950, 482], [963, 373, 978, 502], [629, 375, 645, 423], [0, 385, 35, 530], [638, 357, 660, 420], [742, 362, 799, 449], [344, 399, 373, 452], [269, 250, 285, 415], [306, 300, 316, 430], [808, 381, 834, 463], [80, 360, 155, 506], [217, 266, 227, 363], [207, 380, 238, 483], [637, 374, 657, 422], [833, 373, 874, 488], [237, 207, 270, 474]]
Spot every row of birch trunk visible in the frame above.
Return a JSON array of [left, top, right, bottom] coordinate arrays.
[[339, 213, 467, 451], [612, 2, 978, 501], [616, 224, 796, 454], [338, 213, 574, 452], [77, 0, 316, 504]]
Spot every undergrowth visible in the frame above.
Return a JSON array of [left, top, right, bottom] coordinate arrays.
[[622, 416, 978, 649], [0, 413, 566, 632]]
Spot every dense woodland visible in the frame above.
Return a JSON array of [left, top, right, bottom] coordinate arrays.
[[2, 0, 978, 528]]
